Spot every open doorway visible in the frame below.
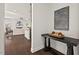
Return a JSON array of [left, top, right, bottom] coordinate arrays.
[[4, 3, 32, 55]]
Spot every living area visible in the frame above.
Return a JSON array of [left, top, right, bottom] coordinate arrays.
[[4, 3, 32, 55], [0, 3, 79, 55]]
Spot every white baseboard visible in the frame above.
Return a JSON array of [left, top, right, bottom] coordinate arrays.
[[31, 45, 44, 53]]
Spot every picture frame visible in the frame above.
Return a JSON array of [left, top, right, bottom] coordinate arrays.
[[54, 6, 69, 30]]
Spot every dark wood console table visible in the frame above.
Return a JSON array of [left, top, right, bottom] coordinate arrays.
[[41, 34, 79, 55]]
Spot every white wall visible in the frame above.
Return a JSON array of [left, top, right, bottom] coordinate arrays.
[[0, 3, 4, 54], [32, 4, 52, 53], [32, 3, 79, 55], [50, 3, 79, 54]]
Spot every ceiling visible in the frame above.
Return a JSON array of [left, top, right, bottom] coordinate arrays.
[[5, 3, 31, 19]]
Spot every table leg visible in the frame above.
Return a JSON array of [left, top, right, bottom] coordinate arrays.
[[44, 37, 47, 48], [48, 38, 50, 48], [67, 43, 74, 55]]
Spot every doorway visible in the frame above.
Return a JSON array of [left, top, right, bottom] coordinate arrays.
[[4, 3, 32, 55]]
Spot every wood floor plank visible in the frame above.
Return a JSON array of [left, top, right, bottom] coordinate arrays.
[[5, 34, 52, 55]]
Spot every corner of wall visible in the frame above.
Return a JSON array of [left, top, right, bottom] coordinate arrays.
[[31, 45, 44, 53]]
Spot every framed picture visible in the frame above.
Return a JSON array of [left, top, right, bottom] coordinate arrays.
[[54, 6, 69, 30], [16, 20, 23, 29]]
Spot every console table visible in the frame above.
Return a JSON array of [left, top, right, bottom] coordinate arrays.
[[41, 34, 79, 55]]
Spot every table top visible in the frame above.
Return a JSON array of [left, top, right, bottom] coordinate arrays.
[[41, 34, 79, 46]]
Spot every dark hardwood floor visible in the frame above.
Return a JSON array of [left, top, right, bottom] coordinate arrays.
[[5, 34, 52, 55]]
